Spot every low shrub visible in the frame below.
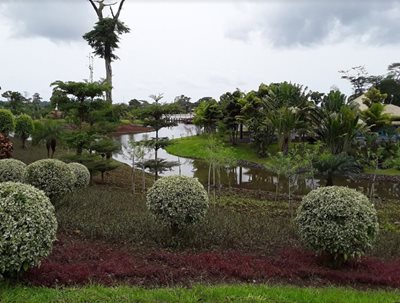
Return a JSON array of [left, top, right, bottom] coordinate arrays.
[[68, 162, 90, 189], [0, 182, 57, 275], [296, 186, 379, 266], [146, 176, 209, 231], [25, 159, 75, 202], [0, 158, 26, 182]]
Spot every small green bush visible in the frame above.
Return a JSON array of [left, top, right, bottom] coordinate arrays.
[[146, 176, 209, 231], [0, 182, 57, 275], [0, 159, 26, 182], [68, 162, 90, 189], [0, 109, 14, 135], [296, 186, 379, 265], [25, 159, 76, 202]]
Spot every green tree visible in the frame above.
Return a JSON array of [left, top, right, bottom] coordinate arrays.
[[84, 0, 130, 102], [1, 91, 28, 115], [360, 88, 390, 132], [173, 95, 193, 113], [376, 78, 400, 106], [15, 114, 34, 149], [264, 82, 310, 154], [50, 80, 110, 124], [314, 152, 360, 186], [0, 109, 14, 136], [339, 66, 371, 101], [138, 94, 179, 180], [240, 90, 274, 157], [219, 89, 244, 145], [32, 119, 63, 158], [193, 98, 222, 134], [266, 152, 304, 216], [314, 90, 362, 155]]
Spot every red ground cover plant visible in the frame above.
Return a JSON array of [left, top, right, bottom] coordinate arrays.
[[22, 234, 400, 288]]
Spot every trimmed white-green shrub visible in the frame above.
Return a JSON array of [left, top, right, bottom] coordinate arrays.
[[0, 159, 26, 182], [68, 162, 90, 189], [0, 182, 57, 275], [146, 176, 209, 230], [296, 186, 379, 265], [25, 159, 76, 202]]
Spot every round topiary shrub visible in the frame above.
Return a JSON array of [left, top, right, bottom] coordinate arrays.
[[25, 159, 76, 202], [296, 186, 379, 266], [68, 162, 90, 189], [0, 158, 26, 182], [0, 182, 57, 275], [146, 176, 209, 231]]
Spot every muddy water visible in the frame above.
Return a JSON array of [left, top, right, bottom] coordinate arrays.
[[113, 124, 400, 200]]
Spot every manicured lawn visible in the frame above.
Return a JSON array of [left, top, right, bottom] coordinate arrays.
[[1, 284, 399, 303], [166, 135, 277, 165]]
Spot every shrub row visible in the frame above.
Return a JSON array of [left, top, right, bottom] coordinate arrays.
[[147, 177, 379, 267], [0, 158, 90, 201]]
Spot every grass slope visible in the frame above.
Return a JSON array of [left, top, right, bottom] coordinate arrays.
[[166, 135, 277, 165], [1, 284, 399, 303]]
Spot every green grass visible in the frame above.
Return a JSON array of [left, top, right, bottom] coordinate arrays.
[[166, 135, 277, 165], [364, 168, 400, 176], [1, 284, 399, 303]]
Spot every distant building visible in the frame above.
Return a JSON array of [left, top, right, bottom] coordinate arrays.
[[353, 94, 400, 126]]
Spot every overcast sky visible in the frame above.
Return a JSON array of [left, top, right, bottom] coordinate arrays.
[[0, 0, 399, 103]]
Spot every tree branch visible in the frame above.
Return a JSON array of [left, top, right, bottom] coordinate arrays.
[[114, 0, 126, 20], [88, 0, 100, 17]]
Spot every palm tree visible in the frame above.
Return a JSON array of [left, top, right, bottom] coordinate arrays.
[[314, 152, 361, 186], [314, 90, 363, 155], [263, 82, 310, 154], [360, 88, 391, 132]]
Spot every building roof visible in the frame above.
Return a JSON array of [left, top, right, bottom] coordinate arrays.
[[353, 94, 400, 125]]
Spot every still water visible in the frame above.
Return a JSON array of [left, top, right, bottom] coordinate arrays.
[[113, 124, 400, 200]]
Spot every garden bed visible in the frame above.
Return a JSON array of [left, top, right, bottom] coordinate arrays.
[[9, 141, 400, 290], [20, 233, 400, 288], [113, 124, 153, 135]]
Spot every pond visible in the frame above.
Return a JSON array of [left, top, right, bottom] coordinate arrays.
[[113, 124, 400, 200]]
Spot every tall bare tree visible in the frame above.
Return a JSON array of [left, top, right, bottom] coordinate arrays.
[[84, 0, 129, 103]]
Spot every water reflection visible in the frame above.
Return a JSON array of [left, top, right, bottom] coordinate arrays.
[[113, 124, 400, 200]]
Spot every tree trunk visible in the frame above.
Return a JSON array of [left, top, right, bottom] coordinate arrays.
[[105, 55, 113, 103], [131, 155, 135, 194], [142, 164, 146, 193], [326, 172, 334, 186], [213, 163, 216, 202], [208, 162, 212, 195], [154, 130, 159, 181], [275, 176, 279, 201]]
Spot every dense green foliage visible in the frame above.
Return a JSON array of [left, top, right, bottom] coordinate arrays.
[[0, 182, 57, 275], [25, 159, 76, 202], [147, 176, 209, 231], [0, 159, 26, 182], [0, 109, 14, 135], [296, 186, 379, 265], [15, 114, 34, 148]]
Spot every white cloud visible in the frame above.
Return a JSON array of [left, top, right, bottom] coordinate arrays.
[[226, 1, 400, 47], [0, 1, 95, 41]]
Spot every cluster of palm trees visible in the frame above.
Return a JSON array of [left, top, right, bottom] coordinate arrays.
[[193, 81, 395, 186]]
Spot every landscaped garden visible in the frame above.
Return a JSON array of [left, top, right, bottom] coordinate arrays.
[[2, 1, 400, 302]]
